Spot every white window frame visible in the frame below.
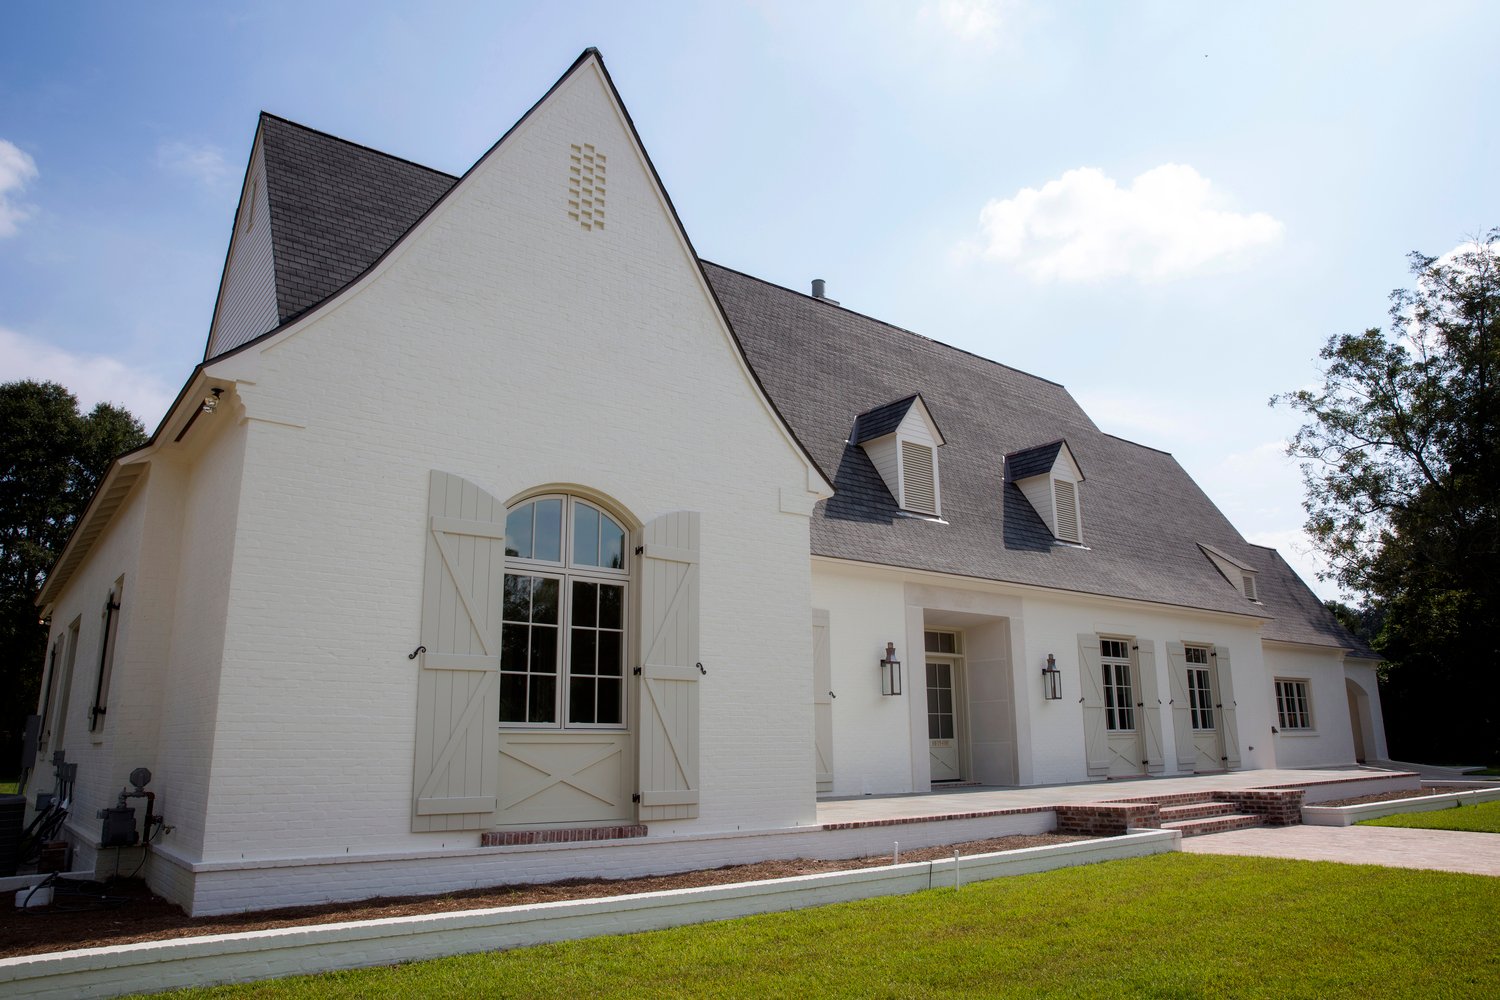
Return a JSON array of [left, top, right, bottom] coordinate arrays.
[[1274, 678, 1314, 731], [1100, 637, 1135, 732], [1185, 645, 1215, 731], [502, 494, 629, 731]]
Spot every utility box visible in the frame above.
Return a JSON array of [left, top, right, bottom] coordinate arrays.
[[99, 804, 139, 848]]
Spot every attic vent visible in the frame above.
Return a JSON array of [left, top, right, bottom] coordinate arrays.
[[1242, 573, 1258, 601], [901, 440, 937, 514], [1053, 479, 1079, 542], [568, 143, 606, 231]]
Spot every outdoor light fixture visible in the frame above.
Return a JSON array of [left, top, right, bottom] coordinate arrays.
[[880, 641, 902, 696], [1042, 653, 1062, 701], [201, 387, 223, 414]]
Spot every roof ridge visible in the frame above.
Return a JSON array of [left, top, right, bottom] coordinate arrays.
[[699, 260, 1069, 391], [258, 110, 460, 181]]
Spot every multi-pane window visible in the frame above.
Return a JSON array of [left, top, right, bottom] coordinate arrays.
[[1275, 679, 1313, 730], [924, 631, 958, 654], [1185, 646, 1214, 731], [1100, 638, 1135, 731], [501, 496, 627, 728]]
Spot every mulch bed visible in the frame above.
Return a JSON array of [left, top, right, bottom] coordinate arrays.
[[1317, 785, 1475, 807], [1, 832, 1086, 959]]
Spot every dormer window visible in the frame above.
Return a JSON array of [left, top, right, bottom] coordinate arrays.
[[852, 394, 946, 517], [1006, 440, 1085, 544], [1198, 543, 1261, 602]]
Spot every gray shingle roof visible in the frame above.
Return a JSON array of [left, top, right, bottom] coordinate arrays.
[[258, 114, 458, 324], [218, 113, 1373, 655], [852, 396, 918, 444], [1006, 441, 1066, 481]]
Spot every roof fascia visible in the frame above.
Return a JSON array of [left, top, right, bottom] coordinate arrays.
[[810, 554, 1274, 623]]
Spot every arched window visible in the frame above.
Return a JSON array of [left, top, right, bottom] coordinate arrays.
[[501, 495, 628, 728]]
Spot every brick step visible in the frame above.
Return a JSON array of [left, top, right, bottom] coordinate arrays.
[[1162, 813, 1263, 838], [1159, 801, 1236, 823], [1115, 790, 1224, 808], [481, 824, 647, 847]]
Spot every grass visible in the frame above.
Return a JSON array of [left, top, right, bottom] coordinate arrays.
[[0, 780, 17, 794], [1462, 767, 1500, 777], [1360, 798, 1500, 833], [137, 853, 1500, 999]]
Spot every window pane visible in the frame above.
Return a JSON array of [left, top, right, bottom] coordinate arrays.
[[941, 716, 954, 739], [597, 630, 622, 676], [928, 714, 941, 739], [529, 674, 556, 724], [533, 578, 559, 624], [569, 677, 595, 724], [597, 678, 622, 725], [601, 516, 625, 570], [599, 584, 623, 629], [925, 633, 939, 653], [573, 504, 600, 566], [927, 663, 938, 686], [571, 628, 597, 676], [572, 580, 598, 627], [503, 574, 532, 622], [534, 499, 563, 562], [505, 505, 533, 559], [499, 674, 527, 723], [530, 625, 557, 674], [501, 622, 528, 668]]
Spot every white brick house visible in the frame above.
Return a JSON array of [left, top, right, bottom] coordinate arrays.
[[26, 50, 1386, 915]]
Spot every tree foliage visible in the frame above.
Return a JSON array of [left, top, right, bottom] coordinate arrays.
[[0, 380, 146, 776], [1276, 231, 1500, 764]]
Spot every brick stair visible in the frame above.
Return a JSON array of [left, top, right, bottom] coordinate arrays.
[[1159, 800, 1236, 823], [1162, 812, 1264, 837]]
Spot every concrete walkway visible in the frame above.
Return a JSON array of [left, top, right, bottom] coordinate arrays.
[[815, 767, 1403, 825], [1184, 823, 1500, 877]]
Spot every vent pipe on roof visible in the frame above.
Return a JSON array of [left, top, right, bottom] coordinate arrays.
[[811, 279, 839, 305]]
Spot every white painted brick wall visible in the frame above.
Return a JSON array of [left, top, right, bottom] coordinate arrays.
[[186, 58, 822, 887]]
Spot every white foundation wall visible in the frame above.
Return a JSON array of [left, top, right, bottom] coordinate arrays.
[[812, 559, 1280, 792], [193, 60, 820, 865], [1265, 642, 1358, 768]]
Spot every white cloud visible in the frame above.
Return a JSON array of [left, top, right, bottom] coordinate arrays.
[[0, 138, 39, 238], [920, 0, 1011, 47], [0, 325, 174, 429], [973, 164, 1283, 281], [156, 140, 230, 189]]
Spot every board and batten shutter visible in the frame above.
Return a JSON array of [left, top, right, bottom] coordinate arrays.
[[1135, 639, 1165, 773], [1078, 633, 1109, 777], [636, 511, 701, 822], [1213, 645, 1242, 769], [811, 609, 834, 795], [410, 471, 504, 832], [1165, 641, 1197, 771]]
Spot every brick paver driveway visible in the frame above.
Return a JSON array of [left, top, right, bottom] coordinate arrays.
[[1183, 824, 1500, 876]]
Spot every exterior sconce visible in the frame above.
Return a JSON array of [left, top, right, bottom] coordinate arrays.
[[880, 642, 902, 696], [201, 387, 223, 413], [1042, 653, 1062, 701]]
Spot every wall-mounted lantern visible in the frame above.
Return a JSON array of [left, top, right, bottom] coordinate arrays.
[[1042, 653, 1062, 701], [880, 642, 902, 696]]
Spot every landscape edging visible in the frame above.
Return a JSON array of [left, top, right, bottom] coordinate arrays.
[[1301, 786, 1500, 827]]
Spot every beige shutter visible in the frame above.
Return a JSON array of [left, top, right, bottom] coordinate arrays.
[[1136, 639, 1165, 773], [1078, 633, 1109, 777], [1213, 645, 1241, 769], [637, 511, 701, 821], [1165, 642, 1196, 771], [411, 470, 504, 832], [811, 609, 834, 795]]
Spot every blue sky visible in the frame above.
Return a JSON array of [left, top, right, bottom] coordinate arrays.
[[2, 1, 1496, 597]]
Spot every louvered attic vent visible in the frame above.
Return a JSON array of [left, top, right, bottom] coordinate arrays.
[[901, 441, 938, 514], [1053, 478, 1080, 542]]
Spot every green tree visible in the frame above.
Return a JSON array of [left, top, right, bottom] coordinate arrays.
[[1276, 231, 1500, 764], [1, 380, 146, 776]]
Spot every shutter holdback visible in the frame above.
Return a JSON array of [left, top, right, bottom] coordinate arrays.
[[408, 645, 426, 660]]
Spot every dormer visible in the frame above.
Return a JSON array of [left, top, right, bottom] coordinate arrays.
[[1198, 543, 1261, 602], [1006, 440, 1085, 544], [852, 394, 946, 517]]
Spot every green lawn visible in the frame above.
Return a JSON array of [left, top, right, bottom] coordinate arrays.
[[1360, 798, 1500, 833], [0, 780, 17, 794], [140, 853, 1499, 999]]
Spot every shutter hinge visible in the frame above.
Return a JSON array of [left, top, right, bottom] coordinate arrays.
[[632, 793, 641, 803], [633, 666, 642, 676], [634, 545, 644, 555]]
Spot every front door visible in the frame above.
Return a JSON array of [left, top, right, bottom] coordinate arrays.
[[926, 656, 963, 782], [1185, 646, 1224, 772], [1101, 638, 1146, 776]]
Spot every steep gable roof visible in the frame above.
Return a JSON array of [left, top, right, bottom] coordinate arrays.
[[852, 395, 918, 444]]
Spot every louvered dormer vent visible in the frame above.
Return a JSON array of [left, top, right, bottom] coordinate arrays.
[[1053, 478, 1080, 543], [902, 441, 938, 514]]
